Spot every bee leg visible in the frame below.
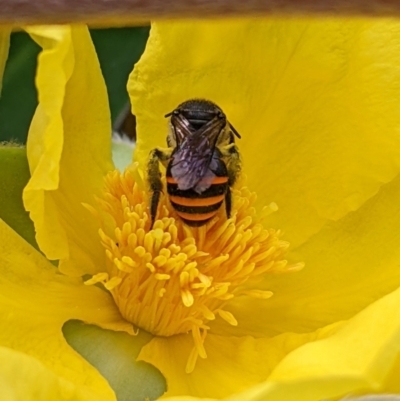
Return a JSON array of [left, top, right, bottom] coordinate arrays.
[[221, 144, 241, 186], [221, 144, 240, 220], [147, 147, 172, 229], [150, 191, 161, 229], [225, 186, 232, 218]]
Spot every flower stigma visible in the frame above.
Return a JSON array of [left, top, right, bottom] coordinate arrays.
[[85, 163, 304, 373]]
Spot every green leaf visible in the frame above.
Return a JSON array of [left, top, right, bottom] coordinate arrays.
[[63, 321, 166, 401], [0, 145, 36, 248], [0, 32, 40, 143]]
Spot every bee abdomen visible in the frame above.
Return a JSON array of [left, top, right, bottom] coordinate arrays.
[[169, 194, 224, 207], [175, 209, 220, 226], [172, 198, 222, 215], [166, 177, 228, 226], [170, 195, 224, 226]]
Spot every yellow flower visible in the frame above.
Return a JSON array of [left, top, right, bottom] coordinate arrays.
[[1, 18, 400, 401]]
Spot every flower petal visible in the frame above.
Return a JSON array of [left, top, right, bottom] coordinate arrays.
[[227, 286, 400, 401], [129, 18, 400, 249], [111, 133, 135, 172], [0, 218, 133, 399], [0, 346, 110, 401], [158, 286, 400, 401], [23, 25, 113, 276], [212, 173, 400, 337], [0, 27, 10, 94], [138, 325, 339, 398]]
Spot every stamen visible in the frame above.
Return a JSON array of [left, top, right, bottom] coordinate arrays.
[[104, 276, 122, 290], [86, 165, 303, 372], [217, 310, 238, 326], [186, 347, 199, 374], [84, 272, 108, 285], [240, 290, 274, 299]]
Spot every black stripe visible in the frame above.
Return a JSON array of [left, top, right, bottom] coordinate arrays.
[[170, 200, 223, 214], [180, 217, 214, 227], [167, 183, 227, 198]]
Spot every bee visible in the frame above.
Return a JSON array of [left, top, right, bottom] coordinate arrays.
[[147, 99, 241, 228]]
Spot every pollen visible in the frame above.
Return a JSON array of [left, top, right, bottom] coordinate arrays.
[[86, 163, 303, 373]]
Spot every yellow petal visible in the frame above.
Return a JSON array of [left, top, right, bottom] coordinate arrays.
[[23, 25, 113, 276], [211, 172, 400, 337], [138, 325, 339, 398], [0, 346, 110, 401], [159, 286, 400, 401], [0, 27, 10, 94], [231, 286, 400, 401], [129, 18, 400, 249], [382, 353, 400, 393], [0, 218, 133, 399]]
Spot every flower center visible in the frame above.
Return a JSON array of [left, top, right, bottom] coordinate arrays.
[[85, 164, 303, 372]]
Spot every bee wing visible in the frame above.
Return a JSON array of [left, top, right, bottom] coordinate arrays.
[[171, 117, 226, 192], [170, 113, 192, 146], [196, 116, 227, 148]]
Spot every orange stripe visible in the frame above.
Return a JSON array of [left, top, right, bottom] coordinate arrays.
[[169, 194, 224, 207], [211, 176, 229, 184], [176, 210, 217, 221], [166, 176, 228, 185]]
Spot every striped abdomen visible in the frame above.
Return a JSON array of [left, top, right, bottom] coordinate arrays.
[[166, 169, 228, 227]]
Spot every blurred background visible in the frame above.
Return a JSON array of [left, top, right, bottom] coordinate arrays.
[[0, 26, 150, 143]]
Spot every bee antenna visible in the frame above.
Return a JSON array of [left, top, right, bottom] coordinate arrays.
[[229, 123, 241, 139], [165, 109, 180, 118]]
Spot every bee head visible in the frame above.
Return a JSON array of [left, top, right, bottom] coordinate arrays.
[[165, 99, 241, 147], [166, 99, 225, 131]]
